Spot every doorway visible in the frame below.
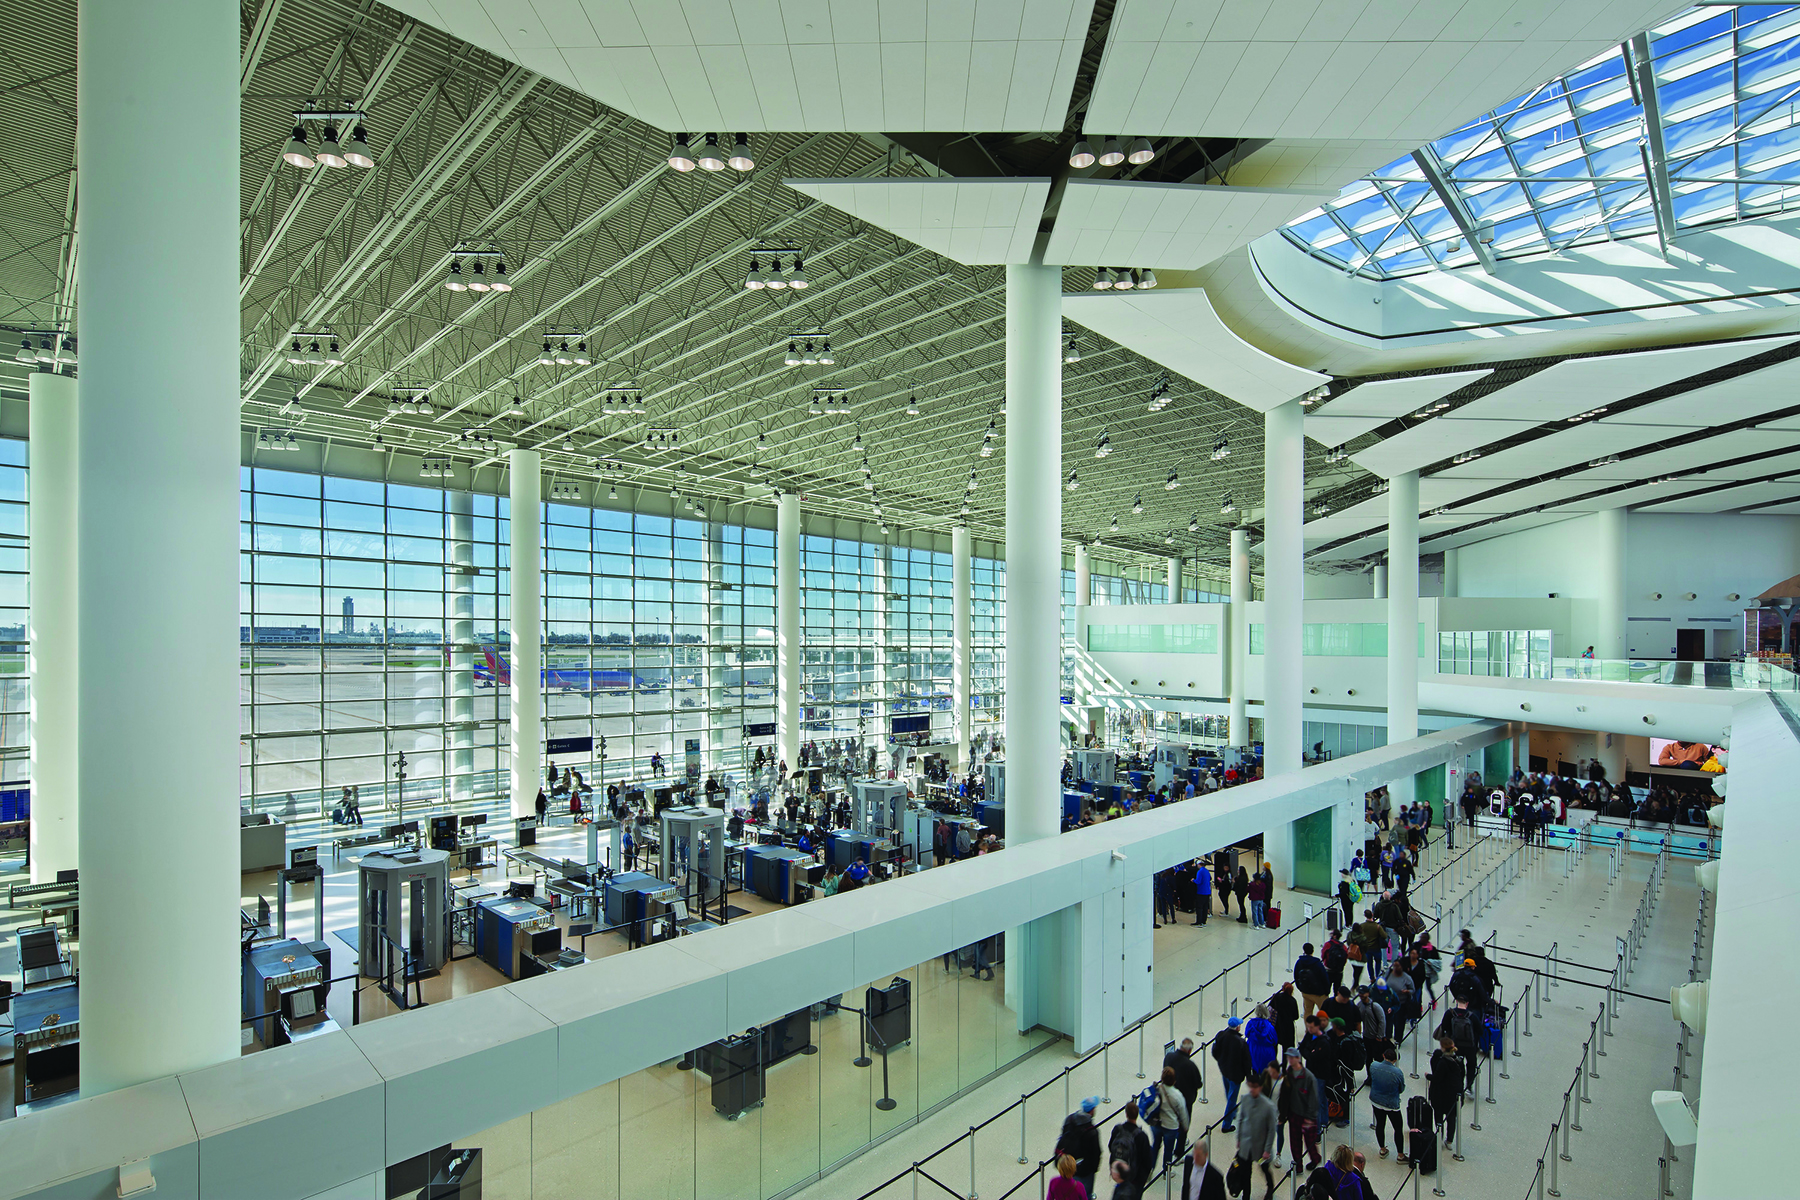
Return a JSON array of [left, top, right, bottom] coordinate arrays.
[[1676, 628, 1705, 661]]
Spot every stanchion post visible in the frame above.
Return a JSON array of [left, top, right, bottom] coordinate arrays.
[[1486, 1042, 1498, 1100], [1103, 1042, 1112, 1103], [1138, 1023, 1147, 1080], [1560, 1094, 1572, 1159], [968, 1127, 978, 1200], [1018, 1095, 1029, 1164]]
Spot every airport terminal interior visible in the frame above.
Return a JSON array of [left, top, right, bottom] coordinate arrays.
[[1, 1, 1792, 1197]]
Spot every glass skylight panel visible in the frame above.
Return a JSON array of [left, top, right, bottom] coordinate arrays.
[[1279, 4, 1800, 279]]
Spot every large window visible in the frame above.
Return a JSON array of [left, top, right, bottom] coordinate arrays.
[[0, 439, 24, 782], [1087, 623, 1221, 654], [1437, 629, 1553, 679]]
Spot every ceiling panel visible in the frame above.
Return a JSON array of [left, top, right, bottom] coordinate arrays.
[[1421, 512, 1580, 553], [1063, 288, 1327, 411], [1546, 480, 1722, 512], [1445, 477, 1611, 514], [1333, 477, 1499, 521], [1043, 180, 1334, 272], [1597, 352, 1800, 427], [1350, 417, 1538, 479], [1743, 501, 1800, 515], [1432, 421, 1688, 481], [385, 0, 1095, 131], [1452, 338, 1799, 423], [1306, 532, 1390, 563], [784, 178, 1049, 265], [1636, 480, 1800, 513], [1558, 430, 1800, 482], [1303, 514, 1386, 545], [1305, 370, 1492, 444]]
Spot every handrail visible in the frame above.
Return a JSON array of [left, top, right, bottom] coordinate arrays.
[[852, 828, 1535, 1200]]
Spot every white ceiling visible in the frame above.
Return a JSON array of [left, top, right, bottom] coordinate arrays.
[[783, 177, 1049, 264], [1306, 369, 1491, 444], [1419, 511, 1578, 553], [1431, 420, 1684, 481], [1063, 287, 1327, 411], [1043, 180, 1333, 271], [1082, 0, 1684, 142], [1743, 500, 1800, 515], [386, 0, 1094, 131], [1332, 476, 1496, 521], [1557, 429, 1800, 483], [1450, 338, 1799, 424], [1636, 480, 1800, 513], [1595, 352, 1800, 428], [1350, 416, 1539, 479]]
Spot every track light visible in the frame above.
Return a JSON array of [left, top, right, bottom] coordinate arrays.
[[1092, 267, 1113, 291], [1132, 494, 1144, 514], [1095, 432, 1111, 458], [1069, 139, 1096, 169], [1220, 495, 1235, 514], [316, 125, 347, 169], [445, 261, 467, 291], [282, 125, 315, 168], [1064, 336, 1080, 364], [1127, 137, 1155, 165], [669, 134, 697, 172], [1098, 138, 1125, 167], [1066, 470, 1080, 491], [1165, 468, 1180, 491], [344, 125, 375, 169], [765, 257, 788, 290], [697, 134, 726, 171], [728, 133, 754, 171]]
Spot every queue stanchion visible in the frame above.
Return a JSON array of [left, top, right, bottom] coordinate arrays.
[[1103, 1041, 1112, 1103], [1138, 1021, 1147, 1080], [1548, 1121, 1562, 1196], [1018, 1095, 1028, 1164], [968, 1127, 978, 1200]]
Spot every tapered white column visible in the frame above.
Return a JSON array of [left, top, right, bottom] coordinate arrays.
[[1372, 562, 1387, 599], [1262, 400, 1303, 777], [448, 491, 476, 802], [1596, 507, 1627, 659], [77, 0, 239, 1094], [28, 372, 77, 883], [952, 524, 972, 769], [1166, 557, 1182, 603], [1075, 543, 1092, 606], [776, 493, 801, 771], [508, 451, 542, 818], [1387, 471, 1420, 750], [1004, 263, 1062, 846], [1442, 547, 1460, 598], [1229, 527, 1250, 747]]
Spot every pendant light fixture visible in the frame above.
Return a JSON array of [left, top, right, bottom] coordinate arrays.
[[344, 125, 375, 168], [745, 257, 766, 289], [669, 134, 697, 172], [1126, 137, 1156, 165], [1098, 138, 1125, 166], [765, 257, 788, 290], [1069, 138, 1096, 169], [316, 125, 348, 169], [727, 133, 755, 171], [697, 134, 726, 171], [282, 125, 315, 168]]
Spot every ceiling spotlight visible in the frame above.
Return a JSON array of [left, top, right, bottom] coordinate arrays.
[[325, 339, 344, 366], [281, 124, 315, 169], [1064, 336, 1080, 364], [784, 341, 800, 367], [445, 261, 467, 291], [765, 257, 789, 290], [960, 502, 971, 517], [852, 433, 863, 451], [556, 342, 573, 366], [572, 341, 590, 366], [1165, 468, 1180, 491], [1098, 138, 1125, 167], [818, 339, 833, 364], [562, 436, 576, 452], [1109, 515, 1120, 533], [316, 125, 347, 169], [684, 494, 695, 511], [728, 133, 755, 172], [15, 339, 34, 363], [788, 257, 809, 289], [967, 469, 979, 492], [1095, 432, 1111, 458], [1066, 470, 1080, 491], [344, 125, 375, 169], [1069, 139, 1096, 169], [670, 485, 680, 500], [1132, 493, 1144, 514], [1127, 137, 1155, 165], [1092, 267, 1114, 291], [1188, 515, 1199, 532], [1164, 531, 1175, 544], [697, 133, 726, 171], [489, 262, 512, 292], [608, 485, 619, 499], [1124, 269, 1142, 290], [537, 340, 553, 366], [906, 395, 920, 416], [669, 134, 697, 172], [745, 258, 766, 290], [468, 261, 490, 292], [1211, 436, 1230, 461], [1138, 268, 1157, 289], [979, 441, 994, 457], [1220, 495, 1235, 514]]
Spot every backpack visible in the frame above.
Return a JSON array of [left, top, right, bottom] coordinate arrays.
[[1136, 1083, 1162, 1123], [1337, 1032, 1368, 1071], [1347, 879, 1364, 904], [1444, 1008, 1477, 1052], [1108, 1121, 1138, 1164]]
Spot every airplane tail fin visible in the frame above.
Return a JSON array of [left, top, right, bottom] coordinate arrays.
[[481, 646, 511, 685]]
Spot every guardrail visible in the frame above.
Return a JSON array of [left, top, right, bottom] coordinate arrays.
[[850, 827, 1539, 1200]]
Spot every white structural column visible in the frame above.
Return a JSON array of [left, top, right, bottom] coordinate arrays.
[[1075, 543, 1092, 606], [1372, 562, 1387, 600], [952, 525, 973, 769], [1262, 401, 1304, 887], [508, 451, 542, 818], [77, 0, 239, 1093], [1166, 557, 1182, 602], [1004, 263, 1063, 846], [1442, 547, 1460, 598], [1387, 471, 1421, 752], [775, 493, 802, 771], [448, 491, 476, 803], [1596, 507, 1627, 659], [28, 372, 77, 883], [1228, 528, 1250, 747]]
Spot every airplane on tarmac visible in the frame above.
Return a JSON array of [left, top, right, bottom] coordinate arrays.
[[475, 647, 655, 692]]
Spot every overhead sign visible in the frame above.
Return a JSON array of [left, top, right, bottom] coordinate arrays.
[[546, 736, 593, 756]]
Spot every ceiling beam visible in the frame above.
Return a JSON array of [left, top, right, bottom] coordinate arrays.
[[1411, 147, 1496, 272], [1628, 32, 1679, 254]]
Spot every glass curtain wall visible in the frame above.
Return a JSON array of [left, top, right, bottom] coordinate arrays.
[[0, 439, 24, 783]]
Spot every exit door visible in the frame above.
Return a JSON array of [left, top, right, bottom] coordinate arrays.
[[1676, 628, 1705, 661]]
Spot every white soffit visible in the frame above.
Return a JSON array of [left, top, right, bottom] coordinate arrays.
[[1450, 338, 1800, 424], [1308, 532, 1389, 562], [1062, 288, 1327, 411], [1636, 480, 1800, 514], [1043, 180, 1333, 272], [1306, 370, 1492, 445], [385, 0, 1095, 132], [1742, 501, 1800, 515], [1444, 477, 1608, 515], [1546, 480, 1718, 512], [1558, 430, 1800, 483], [1082, 0, 1680, 142], [1334, 476, 1496, 521], [1432, 421, 1686, 481], [1598, 351, 1800, 428], [1302, 515, 1385, 545], [1691, 447, 1800, 482], [1350, 417, 1538, 479], [783, 178, 1049, 265], [1421, 512, 1578, 552]]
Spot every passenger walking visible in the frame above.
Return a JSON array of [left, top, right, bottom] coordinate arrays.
[[1277, 1049, 1323, 1172], [1054, 1097, 1103, 1200], [1232, 1073, 1279, 1200], [1212, 1017, 1251, 1131], [1047, 1154, 1088, 1200], [1150, 1065, 1190, 1168], [1194, 859, 1212, 925], [1180, 1140, 1226, 1200], [1368, 1046, 1407, 1163]]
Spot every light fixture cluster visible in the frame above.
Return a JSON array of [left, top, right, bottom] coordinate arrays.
[[979, 417, 997, 457], [549, 483, 582, 500], [1451, 449, 1482, 465], [1588, 454, 1622, 467], [282, 109, 375, 170], [536, 339, 590, 366], [1371, 479, 1390, 495], [458, 428, 500, 449], [13, 333, 75, 365], [1210, 436, 1231, 461], [643, 428, 680, 450], [1132, 493, 1144, 513], [1410, 400, 1452, 418], [389, 390, 432, 415], [597, 388, 646, 416], [1567, 406, 1609, 423], [1066, 469, 1080, 491], [419, 458, 453, 479], [1094, 431, 1112, 458], [257, 429, 302, 452], [445, 249, 512, 293], [1299, 385, 1330, 407], [285, 334, 344, 366], [1324, 444, 1349, 464], [669, 133, 754, 173], [1310, 501, 1331, 516], [782, 336, 835, 366], [1090, 267, 1158, 291], [1164, 467, 1180, 491], [1219, 494, 1236, 513], [1068, 137, 1156, 168], [1146, 375, 1173, 412], [1188, 514, 1200, 532], [809, 388, 852, 416], [743, 253, 809, 290]]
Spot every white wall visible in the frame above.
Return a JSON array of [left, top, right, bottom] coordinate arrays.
[[1303, 568, 1443, 599]]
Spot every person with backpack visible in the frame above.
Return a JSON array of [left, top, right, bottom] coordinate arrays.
[[1348, 912, 1385, 988], [1426, 1036, 1465, 1160], [1321, 933, 1349, 993], [1298, 1016, 1335, 1131], [1320, 984, 1359, 1034], [1194, 859, 1212, 926], [1054, 1096, 1103, 1199], [1447, 956, 1489, 1008], [1208, 1016, 1251, 1131], [1277, 1048, 1324, 1173], [1326, 1018, 1365, 1127], [1435, 1001, 1481, 1094], [1294, 944, 1331, 1018], [1269, 982, 1300, 1050], [1233, 1073, 1280, 1200], [1368, 1044, 1407, 1162], [1245, 1003, 1281, 1075], [1147, 1064, 1190, 1168], [1336, 871, 1361, 934], [1108, 1101, 1154, 1199]]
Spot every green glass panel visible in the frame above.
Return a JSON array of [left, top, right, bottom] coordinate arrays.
[[1484, 739, 1512, 786], [1293, 808, 1334, 894], [1415, 763, 1445, 825]]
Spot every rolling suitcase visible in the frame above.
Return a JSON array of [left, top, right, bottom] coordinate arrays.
[[1409, 1127, 1438, 1174], [1326, 907, 1342, 935], [1265, 904, 1282, 929]]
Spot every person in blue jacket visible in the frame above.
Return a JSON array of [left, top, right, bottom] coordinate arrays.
[[1193, 860, 1212, 926], [1245, 1002, 1281, 1076]]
